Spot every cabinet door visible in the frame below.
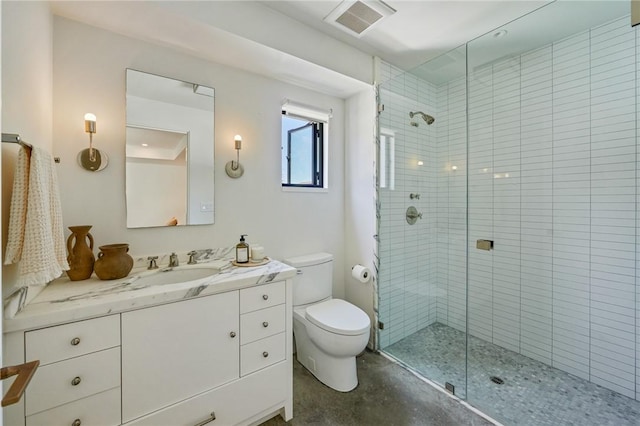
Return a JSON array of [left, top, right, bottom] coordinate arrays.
[[121, 291, 239, 423]]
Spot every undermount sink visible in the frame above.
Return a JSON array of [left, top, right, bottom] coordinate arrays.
[[133, 265, 220, 286]]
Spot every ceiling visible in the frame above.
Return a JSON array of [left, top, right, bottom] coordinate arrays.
[[262, 0, 551, 70], [51, 1, 630, 97]]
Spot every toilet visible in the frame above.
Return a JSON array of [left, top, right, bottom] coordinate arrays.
[[284, 252, 370, 392]]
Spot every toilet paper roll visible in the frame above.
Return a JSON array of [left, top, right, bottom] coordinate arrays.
[[352, 264, 371, 283]]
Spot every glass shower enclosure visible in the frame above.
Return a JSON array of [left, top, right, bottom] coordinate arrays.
[[376, 2, 640, 425]]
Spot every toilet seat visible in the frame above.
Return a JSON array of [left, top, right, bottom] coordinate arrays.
[[305, 299, 370, 336]]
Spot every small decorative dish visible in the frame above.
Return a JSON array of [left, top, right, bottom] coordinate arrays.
[[232, 257, 270, 267]]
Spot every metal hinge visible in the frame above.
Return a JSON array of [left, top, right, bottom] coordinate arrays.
[[377, 103, 385, 114], [445, 382, 455, 395], [378, 321, 385, 330]]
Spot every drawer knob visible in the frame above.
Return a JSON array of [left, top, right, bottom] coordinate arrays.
[[70, 337, 81, 346], [263, 351, 269, 358], [262, 321, 269, 328], [229, 331, 236, 338], [194, 411, 216, 426], [72, 419, 81, 426], [262, 294, 269, 300], [71, 376, 81, 386]]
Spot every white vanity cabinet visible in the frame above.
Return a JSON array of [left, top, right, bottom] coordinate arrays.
[[239, 282, 287, 376], [121, 291, 240, 423], [3, 273, 294, 426], [124, 281, 292, 426], [23, 315, 122, 426]]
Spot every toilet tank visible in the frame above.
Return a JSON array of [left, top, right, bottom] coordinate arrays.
[[284, 253, 333, 306]]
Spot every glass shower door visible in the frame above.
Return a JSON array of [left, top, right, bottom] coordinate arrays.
[[464, 2, 638, 425], [376, 45, 469, 398]]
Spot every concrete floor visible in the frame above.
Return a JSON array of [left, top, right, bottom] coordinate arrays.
[[260, 350, 494, 426]]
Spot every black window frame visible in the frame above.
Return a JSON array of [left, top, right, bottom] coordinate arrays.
[[281, 111, 325, 188]]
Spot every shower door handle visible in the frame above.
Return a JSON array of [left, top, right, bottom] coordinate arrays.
[[476, 240, 493, 251]]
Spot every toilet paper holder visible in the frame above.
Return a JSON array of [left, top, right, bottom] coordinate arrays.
[[351, 264, 371, 283]]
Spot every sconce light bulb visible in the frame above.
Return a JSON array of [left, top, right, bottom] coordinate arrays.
[[234, 135, 242, 150], [417, 160, 424, 166], [451, 165, 458, 170], [84, 113, 96, 134]]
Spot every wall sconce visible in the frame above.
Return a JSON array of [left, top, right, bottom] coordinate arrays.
[[78, 113, 108, 171], [225, 134, 244, 178]]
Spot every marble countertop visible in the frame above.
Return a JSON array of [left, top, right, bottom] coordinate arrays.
[[4, 253, 296, 333]]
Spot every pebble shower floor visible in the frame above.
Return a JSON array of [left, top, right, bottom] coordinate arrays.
[[384, 323, 640, 426]]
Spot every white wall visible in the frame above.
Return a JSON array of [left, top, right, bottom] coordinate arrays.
[[1, 1, 52, 298], [45, 16, 346, 297], [344, 88, 376, 346], [1, 2, 52, 422]]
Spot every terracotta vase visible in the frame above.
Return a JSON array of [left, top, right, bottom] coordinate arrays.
[[94, 243, 134, 280], [66, 225, 95, 281]]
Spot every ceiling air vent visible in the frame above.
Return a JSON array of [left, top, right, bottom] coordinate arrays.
[[324, 0, 396, 38]]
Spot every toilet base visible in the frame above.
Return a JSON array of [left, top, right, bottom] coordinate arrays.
[[297, 351, 358, 392], [294, 320, 359, 392]]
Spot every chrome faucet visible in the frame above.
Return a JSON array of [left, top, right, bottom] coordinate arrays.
[[187, 250, 198, 264], [147, 256, 158, 270], [168, 252, 179, 267]]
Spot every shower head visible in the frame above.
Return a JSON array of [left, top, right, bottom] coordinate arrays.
[[409, 111, 435, 125]]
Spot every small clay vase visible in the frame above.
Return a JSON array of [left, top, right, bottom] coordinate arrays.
[[66, 225, 95, 281], [94, 243, 134, 280]]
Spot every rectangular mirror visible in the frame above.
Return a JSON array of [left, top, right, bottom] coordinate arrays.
[[125, 69, 214, 228]]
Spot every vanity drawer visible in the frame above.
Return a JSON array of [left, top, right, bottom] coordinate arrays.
[[26, 387, 121, 426], [128, 362, 287, 426], [240, 281, 285, 313], [241, 332, 286, 376], [240, 304, 285, 345], [26, 347, 120, 415], [26, 315, 120, 365]]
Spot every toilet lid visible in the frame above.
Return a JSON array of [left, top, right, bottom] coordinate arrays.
[[305, 299, 370, 336]]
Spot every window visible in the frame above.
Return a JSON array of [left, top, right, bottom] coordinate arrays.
[[281, 102, 329, 189]]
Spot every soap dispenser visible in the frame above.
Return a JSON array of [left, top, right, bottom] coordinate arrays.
[[236, 234, 249, 264]]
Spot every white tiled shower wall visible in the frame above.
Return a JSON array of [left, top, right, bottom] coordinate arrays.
[[377, 61, 439, 347], [378, 16, 640, 401]]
